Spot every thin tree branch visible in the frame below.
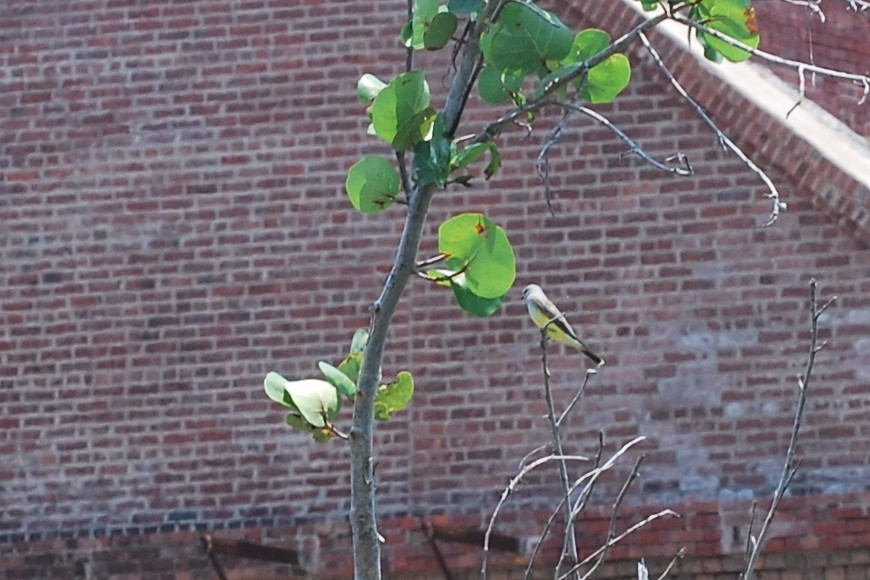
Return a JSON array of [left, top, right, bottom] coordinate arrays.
[[538, 327, 581, 575], [522, 435, 604, 580], [559, 102, 694, 176], [558, 509, 681, 580], [557, 370, 596, 427], [638, 32, 786, 227], [777, 0, 825, 21], [471, 13, 671, 146], [843, 0, 870, 11], [481, 454, 591, 579], [536, 105, 573, 218], [740, 280, 836, 579], [655, 547, 686, 580], [555, 437, 647, 577], [673, 17, 870, 105], [579, 455, 646, 580]]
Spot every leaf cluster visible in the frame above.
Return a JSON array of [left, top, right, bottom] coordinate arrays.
[[264, 330, 415, 442]]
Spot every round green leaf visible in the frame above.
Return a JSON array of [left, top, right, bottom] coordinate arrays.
[[449, 274, 505, 317], [318, 361, 357, 397], [346, 156, 400, 213], [350, 329, 369, 355], [438, 213, 516, 299], [374, 371, 414, 421], [580, 53, 631, 104], [424, 12, 458, 50], [283, 378, 340, 428], [697, 0, 759, 63], [564, 28, 611, 65], [447, 0, 484, 15], [264, 371, 296, 409], [358, 73, 387, 103], [478, 65, 512, 104], [370, 70, 433, 150], [481, 2, 573, 75]]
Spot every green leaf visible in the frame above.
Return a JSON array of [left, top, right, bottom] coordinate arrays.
[[338, 352, 362, 386], [412, 115, 451, 187], [637, 0, 661, 11], [561, 29, 632, 104], [484, 142, 501, 179], [370, 70, 433, 150], [374, 371, 415, 421], [448, 0, 484, 15], [264, 371, 297, 409], [438, 213, 516, 299], [346, 156, 400, 213], [350, 329, 369, 355], [481, 2, 573, 75], [357, 73, 387, 102], [283, 378, 340, 428], [407, 0, 439, 50], [318, 361, 358, 397], [696, 0, 759, 63], [424, 12, 458, 50], [286, 412, 316, 432], [565, 28, 611, 64], [581, 53, 631, 104], [449, 273, 505, 317], [451, 142, 489, 170], [478, 65, 512, 104]]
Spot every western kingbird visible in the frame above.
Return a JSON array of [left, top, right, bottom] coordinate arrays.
[[522, 284, 605, 366]]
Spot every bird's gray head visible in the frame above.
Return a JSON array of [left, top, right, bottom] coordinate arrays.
[[522, 284, 541, 300]]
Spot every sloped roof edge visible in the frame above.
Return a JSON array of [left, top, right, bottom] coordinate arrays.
[[614, 0, 870, 240]]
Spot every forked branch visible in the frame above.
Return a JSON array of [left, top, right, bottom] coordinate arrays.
[[740, 280, 836, 579]]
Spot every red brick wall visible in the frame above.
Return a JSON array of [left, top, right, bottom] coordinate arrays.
[[2, 0, 869, 577]]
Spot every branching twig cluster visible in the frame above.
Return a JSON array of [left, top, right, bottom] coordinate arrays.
[[739, 280, 835, 579]]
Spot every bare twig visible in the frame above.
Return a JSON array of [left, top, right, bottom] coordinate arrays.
[[656, 547, 686, 580], [558, 509, 681, 580], [471, 12, 671, 146], [557, 370, 596, 427], [777, 0, 826, 20], [843, 0, 870, 11], [480, 454, 591, 579], [539, 326, 581, 575], [740, 280, 835, 579], [521, 435, 604, 580], [560, 102, 694, 177], [673, 17, 870, 105], [638, 32, 786, 227], [579, 455, 646, 580], [536, 105, 574, 217], [555, 437, 647, 577]]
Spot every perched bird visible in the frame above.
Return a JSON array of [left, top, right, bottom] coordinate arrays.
[[521, 284, 605, 367]]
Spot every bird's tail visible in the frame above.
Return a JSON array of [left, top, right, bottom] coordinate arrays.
[[581, 348, 605, 367]]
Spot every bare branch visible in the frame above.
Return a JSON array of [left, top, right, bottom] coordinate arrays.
[[673, 17, 870, 105], [656, 547, 686, 580], [522, 435, 604, 580], [638, 32, 786, 227], [472, 13, 670, 146], [843, 0, 870, 11], [481, 454, 591, 579], [740, 280, 836, 579], [777, 0, 826, 21], [557, 370, 597, 427], [538, 327, 581, 574], [559, 102, 693, 176], [536, 105, 574, 218], [558, 509, 681, 580], [579, 455, 646, 580]]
